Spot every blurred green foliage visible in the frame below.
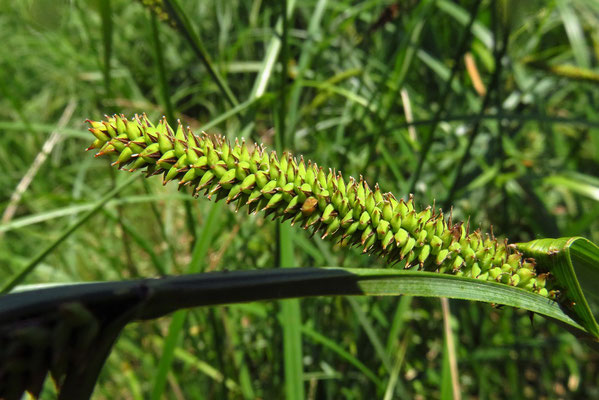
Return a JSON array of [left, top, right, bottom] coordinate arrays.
[[1, 0, 598, 398]]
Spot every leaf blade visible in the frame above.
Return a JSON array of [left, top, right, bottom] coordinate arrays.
[[517, 237, 599, 339]]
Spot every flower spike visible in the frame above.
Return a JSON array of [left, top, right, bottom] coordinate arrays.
[[87, 115, 558, 299]]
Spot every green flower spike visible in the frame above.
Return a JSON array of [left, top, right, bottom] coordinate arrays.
[[87, 114, 560, 300]]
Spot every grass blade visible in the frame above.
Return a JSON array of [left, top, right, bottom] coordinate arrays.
[[279, 226, 304, 399], [150, 203, 221, 400], [249, 0, 297, 98], [545, 172, 599, 201], [409, 0, 483, 193], [385, 295, 412, 354], [1, 100, 77, 229], [347, 297, 392, 373], [518, 237, 599, 338], [301, 324, 383, 387], [556, 0, 591, 68], [0, 174, 139, 294], [150, 12, 175, 123], [2, 266, 593, 336], [99, 0, 113, 96], [3, 254, 599, 397], [0, 193, 191, 234], [276, 2, 304, 397], [162, 0, 238, 107], [383, 332, 408, 400], [440, 297, 460, 400]]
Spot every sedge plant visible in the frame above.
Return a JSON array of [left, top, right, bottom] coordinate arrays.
[[0, 113, 597, 400], [2, 1, 599, 399], [87, 113, 561, 300]]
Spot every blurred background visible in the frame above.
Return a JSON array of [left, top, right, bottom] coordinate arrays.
[[1, 0, 598, 398]]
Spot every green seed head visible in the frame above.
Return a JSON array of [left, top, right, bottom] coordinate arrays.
[[137, 0, 173, 25], [87, 114, 559, 300]]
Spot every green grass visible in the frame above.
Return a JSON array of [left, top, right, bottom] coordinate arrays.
[[1, 0, 599, 398]]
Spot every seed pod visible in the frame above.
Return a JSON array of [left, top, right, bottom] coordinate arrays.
[[302, 197, 318, 216], [381, 230, 394, 250], [376, 220, 390, 240], [323, 218, 341, 238], [321, 204, 337, 224], [418, 245, 431, 266], [470, 263, 481, 278], [86, 115, 561, 300], [358, 211, 371, 229], [436, 249, 450, 265]]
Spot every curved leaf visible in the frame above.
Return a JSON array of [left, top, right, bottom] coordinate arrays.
[[2, 265, 598, 398], [517, 237, 599, 340], [0, 267, 590, 333]]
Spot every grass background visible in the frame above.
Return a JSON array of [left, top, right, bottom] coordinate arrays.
[[1, 0, 599, 398]]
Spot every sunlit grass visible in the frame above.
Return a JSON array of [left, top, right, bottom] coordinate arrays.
[[1, 0, 598, 398]]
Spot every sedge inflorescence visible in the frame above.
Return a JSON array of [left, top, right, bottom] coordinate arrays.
[[87, 114, 558, 300], [138, 0, 172, 24]]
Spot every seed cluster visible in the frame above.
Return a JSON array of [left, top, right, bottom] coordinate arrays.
[[87, 114, 558, 299]]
